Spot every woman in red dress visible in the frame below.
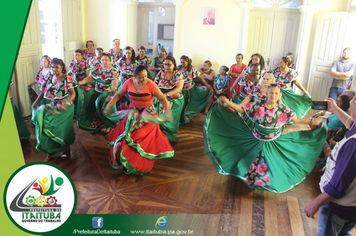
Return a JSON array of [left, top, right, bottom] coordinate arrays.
[[227, 53, 246, 99], [104, 65, 174, 175]]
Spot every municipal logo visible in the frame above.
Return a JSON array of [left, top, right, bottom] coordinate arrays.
[[4, 163, 76, 234], [92, 217, 104, 228], [155, 216, 167, 228]]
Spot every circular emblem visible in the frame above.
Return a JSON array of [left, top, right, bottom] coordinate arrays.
[[4, 162, 76, 234]]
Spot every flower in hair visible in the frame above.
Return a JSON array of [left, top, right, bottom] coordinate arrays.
[[113, 38, 120, 42]]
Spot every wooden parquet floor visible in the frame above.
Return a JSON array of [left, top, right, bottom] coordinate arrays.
[[22, 113, 356, 236]]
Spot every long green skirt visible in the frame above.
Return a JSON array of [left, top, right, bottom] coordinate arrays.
[[34, 104, 75, 156], [31, 98, 51, 125], [11, 97, 30, 141], [156, 89, 184, 144], [204, 103, 327, 193], [281, 89, 312, 118], [77, 87, 116, 131], [180, 85, 211, 125]]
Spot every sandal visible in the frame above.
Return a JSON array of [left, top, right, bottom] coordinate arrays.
[[44, 155, 51, 162], [61, 151, 71, 158], [101, 127, 111, 134]]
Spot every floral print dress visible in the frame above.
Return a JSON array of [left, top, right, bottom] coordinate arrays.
[[136, 56, 152, 68], [41, 75, 76, 109], [243, 100, 296, 141], [236, 74, 260, 104], [28, 69, 51, 104], [34, 75, 76, 155], [76, 67, 119, 131], [204, 97, 327, 192], [68, 60, 90, 83], [90, 67, 119, 93], [154, 71, 185, 143], [83, 49, 95, 61], [272, 67, 312, 117], [178, 66, 198, 90], [250, 85, 267, 101], [154, 71, 184, 103], [178, 66, 212, 124], [116, 59, 138, 84], [272, 67, 297, 90], [108, 48, 123, 64]]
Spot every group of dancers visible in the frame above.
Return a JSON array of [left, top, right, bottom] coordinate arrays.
[[15, 38, 335, 193]]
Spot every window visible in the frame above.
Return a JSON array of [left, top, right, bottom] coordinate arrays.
[[158, 7, 166, 17], [252, 0, 301, 9]]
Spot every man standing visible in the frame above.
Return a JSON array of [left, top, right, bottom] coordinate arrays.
[[304, 96, 356, 235], [329, 48, 354, 100]]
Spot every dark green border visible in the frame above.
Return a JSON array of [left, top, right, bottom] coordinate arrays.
[[3, 162, 77, 235]]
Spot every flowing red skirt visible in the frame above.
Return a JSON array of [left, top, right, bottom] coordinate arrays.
[[108, 117, 174, 173]]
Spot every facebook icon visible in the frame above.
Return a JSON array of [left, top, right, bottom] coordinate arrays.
[[92, 217, 104, 228]]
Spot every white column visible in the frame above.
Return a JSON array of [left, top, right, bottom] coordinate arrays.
[[238, 2, 253, 56], [295, 4, 314, 92], [171, 0, 184, 57]]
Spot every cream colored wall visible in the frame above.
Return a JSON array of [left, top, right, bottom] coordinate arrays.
[[127, 3, 138, 49], [174, 0, 243, 72], [83, 0, 128, 52], [81, 0, 349, 84]]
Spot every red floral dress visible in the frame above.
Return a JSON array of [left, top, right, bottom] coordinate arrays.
[[68, 60, 90, 82], [238, 75, 260, 98], [178, 66, 198, 90], [243, 100, 296, 141], [108, 48, 123, 64], [154, 70, 184, 113], [250, 85, 267, 101], [136, 56, 152, 68], [41, 75, 76, 109], [83, 49, 95, 61], [116, 58, 138, 83], [90, 67, 119, 93], [272, 67, 298, 90]]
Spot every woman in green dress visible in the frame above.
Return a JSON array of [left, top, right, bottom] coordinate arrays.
[[83, 40, 95, 61], [154, 55, 184, 144], [28, 55, 52, 123], [272, 57, 311, 117], [237, 63, 261, 104], [32, 58, 76, 162], [77, 53, 119, 132], [240, 72, 275, 105], [108, 38, 123, 64], [116, 46, 138, 88], [229, 53, 266, 103], [136, 46, 153, 80], [204, 84, 327, 193], [68, 49, 90, 116], [177, 55, 211, 124]]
